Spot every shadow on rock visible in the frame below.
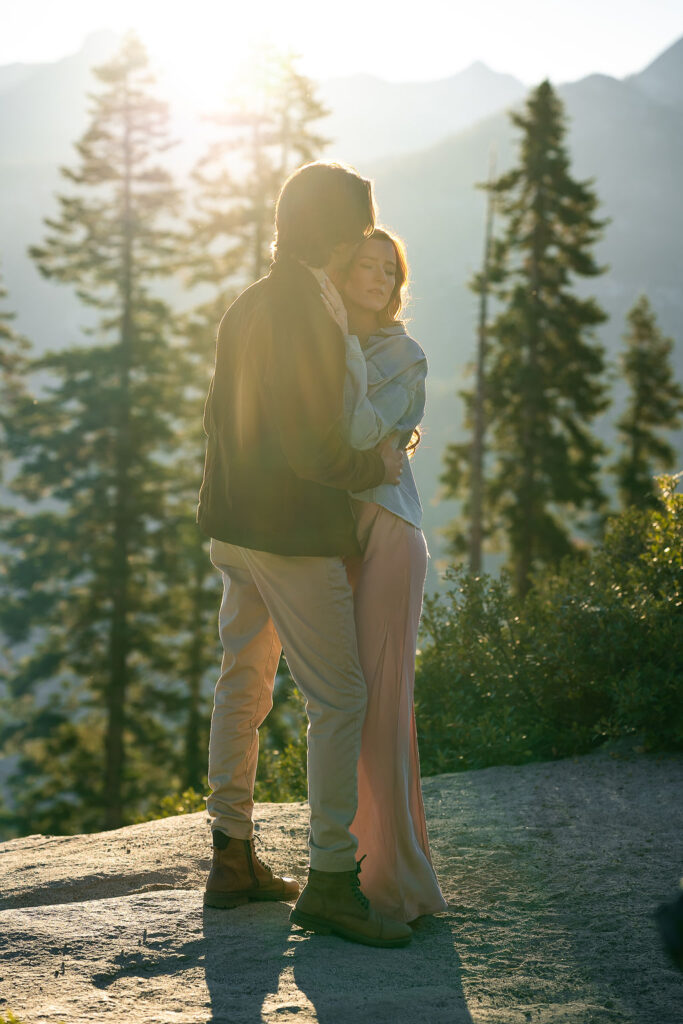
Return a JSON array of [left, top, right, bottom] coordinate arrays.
[[91, 936, 207, 989], [202, 901, 293, 1023], [290, 912, 473, 1024]]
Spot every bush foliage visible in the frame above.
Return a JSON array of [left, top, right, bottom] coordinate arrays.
[[416, 474, 683, 775], [140, 686, 310, 818]]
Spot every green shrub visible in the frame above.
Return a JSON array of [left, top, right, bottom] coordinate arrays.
[[133, 667, 309, 820], [416, 473, 683, 774], [134, 785, 208, 823], [254, 687, 308, 802], [1, 1013, 62, 1024]]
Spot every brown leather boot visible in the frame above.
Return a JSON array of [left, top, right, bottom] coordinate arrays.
[[289, 857, 412, 948], [203, 830, 300, 909]]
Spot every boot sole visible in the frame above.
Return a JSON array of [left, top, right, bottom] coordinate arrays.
[[204, 890, 297, 909], [289, 908, 412, 948]]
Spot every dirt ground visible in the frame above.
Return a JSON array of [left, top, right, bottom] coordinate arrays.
[[1, 745, 682, 1024]]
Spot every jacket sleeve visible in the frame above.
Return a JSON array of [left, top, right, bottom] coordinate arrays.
[[202, 375, 215, 436], [344, 336, 427, 452], [343, 335, 411, 450], [266, 286, 386, 492]]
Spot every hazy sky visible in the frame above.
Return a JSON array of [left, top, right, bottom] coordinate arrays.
[[2, 0, 682, 96]]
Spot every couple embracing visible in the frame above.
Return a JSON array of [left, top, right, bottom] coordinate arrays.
[[197, 161, 447, 948]]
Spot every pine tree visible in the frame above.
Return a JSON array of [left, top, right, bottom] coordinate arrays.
[[164, 52, 331, 791], [613, 295, 683, 510], [0, 265, 30, 481], [0, 268, 31, 821], [443, 81, 610, 597], [189, 49, 329, 308], [0, 34, 188, 834]]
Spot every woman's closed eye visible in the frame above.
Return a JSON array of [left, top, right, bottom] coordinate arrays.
[[360, 260, 395, 276]]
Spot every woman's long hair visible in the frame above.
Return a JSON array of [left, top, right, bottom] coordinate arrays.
[[371, 227, 410, 327], [364, 228, 421, 454]]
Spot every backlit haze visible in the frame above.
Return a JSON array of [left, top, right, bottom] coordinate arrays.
[[3, 0, 683, 110]]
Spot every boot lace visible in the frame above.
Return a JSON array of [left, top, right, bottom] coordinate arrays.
[[252, 833, 272, 873], [351, 854, 369, 910]]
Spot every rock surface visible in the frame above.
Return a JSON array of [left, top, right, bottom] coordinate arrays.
[[1, 749, 682, 1023]]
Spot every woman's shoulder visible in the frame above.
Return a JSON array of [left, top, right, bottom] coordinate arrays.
[[366, 324, 428, 371]]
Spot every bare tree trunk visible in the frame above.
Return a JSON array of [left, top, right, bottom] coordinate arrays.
[[516, 187, 544, 599], [105, 85, 133, 829], [469, 147, 497, 575]]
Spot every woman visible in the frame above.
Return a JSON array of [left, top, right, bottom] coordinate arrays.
[[321, 228, 448, 923]]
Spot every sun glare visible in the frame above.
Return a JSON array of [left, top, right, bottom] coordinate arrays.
[[90, 2, 331, 116], [145, 17, 265, 112]]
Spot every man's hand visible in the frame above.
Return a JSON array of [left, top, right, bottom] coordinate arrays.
[[320, 275, 349, 336], [378, 438, 403, 485]]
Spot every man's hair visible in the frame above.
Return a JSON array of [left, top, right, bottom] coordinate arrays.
[[272, 162, 376, 267]]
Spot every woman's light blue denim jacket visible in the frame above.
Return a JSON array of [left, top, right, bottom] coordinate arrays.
[[343, 323, 427, 529]]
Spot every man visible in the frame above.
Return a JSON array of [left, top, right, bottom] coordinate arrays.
[[197, 162, 412, 948]]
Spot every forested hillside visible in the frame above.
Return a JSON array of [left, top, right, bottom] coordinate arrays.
[[1, 34, 681, 577]]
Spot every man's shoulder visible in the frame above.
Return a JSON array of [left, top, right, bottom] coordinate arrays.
[[219, 276, 270, 322], [215, 278, 276, 351], [217, 261, 318, 327]]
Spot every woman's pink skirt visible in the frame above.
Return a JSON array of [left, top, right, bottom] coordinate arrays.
[[348, 500, 447, 923]]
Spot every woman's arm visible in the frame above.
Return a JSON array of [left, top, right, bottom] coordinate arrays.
[[343, 334, 405, 450], [344, 334, 426, 451]]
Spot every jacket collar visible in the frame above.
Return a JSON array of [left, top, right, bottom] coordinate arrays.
[[269, 256, 321, 297]]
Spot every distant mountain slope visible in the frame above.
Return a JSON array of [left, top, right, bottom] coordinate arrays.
[[0, 31, 119, 165], [0, 63, 38, 96], [627, 35, 683, 111], [319, 62, 527, 165]]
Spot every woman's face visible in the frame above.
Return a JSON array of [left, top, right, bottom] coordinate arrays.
[[342, 237, 397, 314]]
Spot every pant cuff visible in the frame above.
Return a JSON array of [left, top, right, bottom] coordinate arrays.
[[210, 817, 253, 840], [309, 849, 358, 872]]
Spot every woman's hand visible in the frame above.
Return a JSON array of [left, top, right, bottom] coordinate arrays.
[[320, 275, 349, 336], [377, 438, 403, 486]]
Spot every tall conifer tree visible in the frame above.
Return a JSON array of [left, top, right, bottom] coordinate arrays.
[[613, 295, 683, 510], [0, 35, 186, 833], [0, 268, 31, 800], [443, 81, 610, 596], [189, 50, 329, 309], [0, 265, 30, 480]]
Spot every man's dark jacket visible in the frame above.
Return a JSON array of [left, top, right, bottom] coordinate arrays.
[[197, 256, 386, 556]]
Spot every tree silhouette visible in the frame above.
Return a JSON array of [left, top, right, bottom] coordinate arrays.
[[613, 295, 683, 510]]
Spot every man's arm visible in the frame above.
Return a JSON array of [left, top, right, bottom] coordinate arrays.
[[266, 284, 391, 492]]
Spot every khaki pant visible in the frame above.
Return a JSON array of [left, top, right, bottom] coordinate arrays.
[[207, 538, 367, 871]]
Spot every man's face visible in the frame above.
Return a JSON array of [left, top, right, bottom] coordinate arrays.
[[325, 240, 363, 286]]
